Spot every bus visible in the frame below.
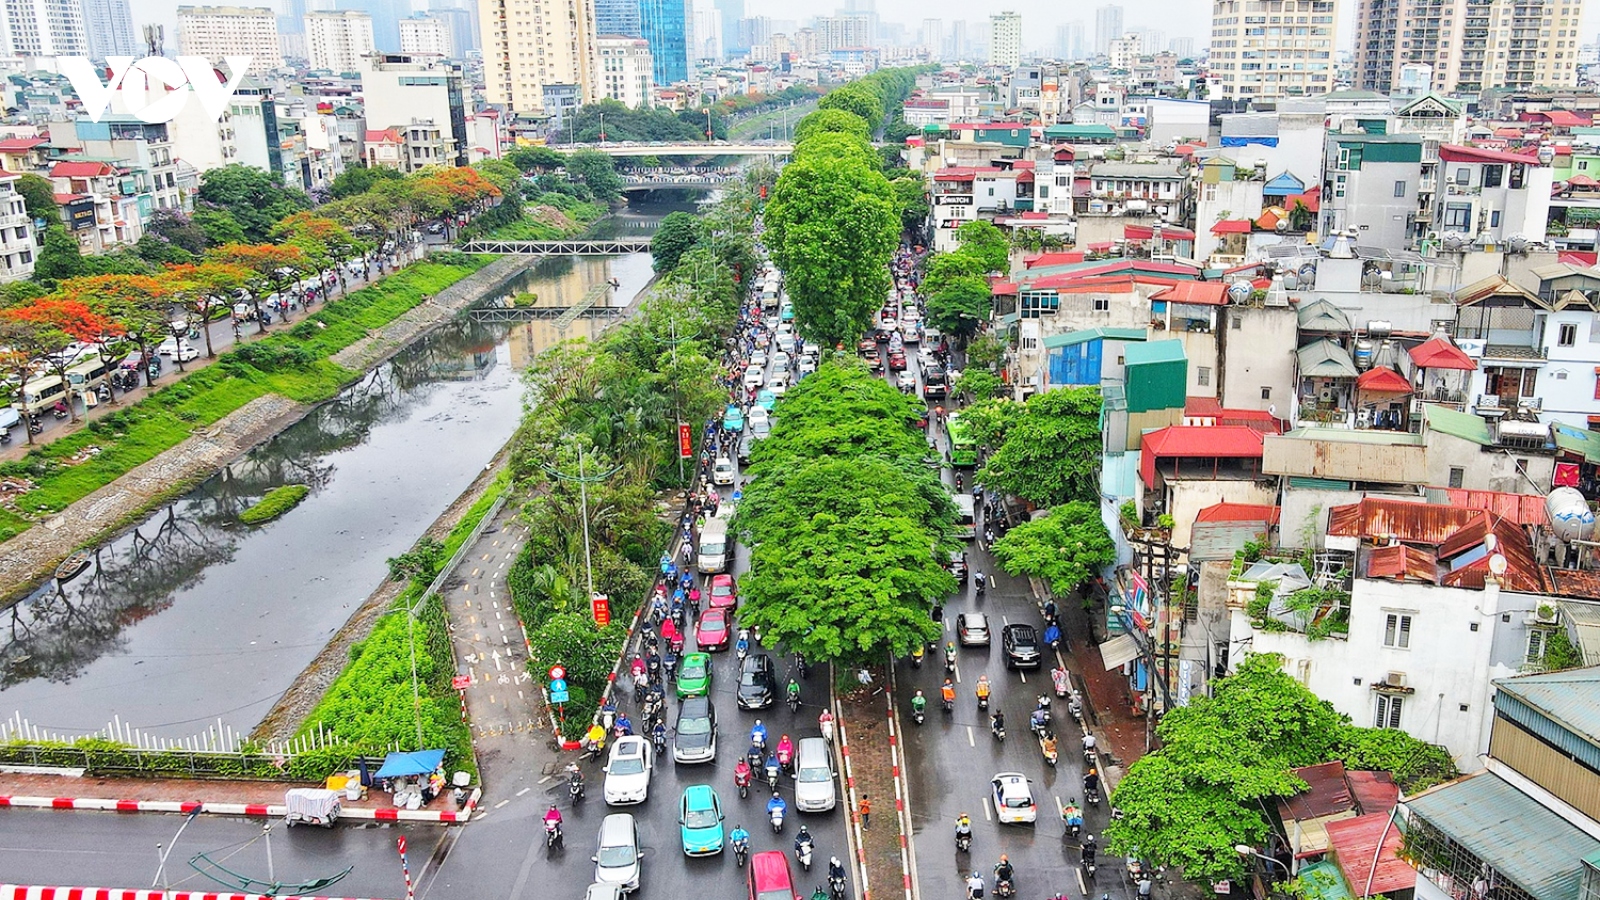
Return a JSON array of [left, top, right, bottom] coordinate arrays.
[[16, 353, 110, 415], [946, 413, 978, 467]]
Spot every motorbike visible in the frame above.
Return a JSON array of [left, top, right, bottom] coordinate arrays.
[[1068, 690, 1085, 726], [1084, 746, 1096, 768], [51, 402, 69, 420], [910, 646, 924, 668], [545, 819, 563, 851], [770, 804, 785, 833], [1044, 623, 1062, 649], [797, 839, 814, 872], [733, 836, 750, 867], [569, 772, 585, 804], [27, 415, 42, 436], [1085, 782, 1101, 806], [735, 763, 752, 799], [912, 704, 925, 725], [766, 759, 782, 791], [777, 740, 795, 774], [829, 873, 847, 900], [1083, 852, 1097, 878], [1052, 668, 1070, 698], [955, 472, 964, 491], [991, 719, 1006, 742], [956, 829, 972, 853], [995, 878, 1016, 899], [652, 728, 667, 756], [1041, 735, 1058, 767], [977, 691, 989, 711], [788, 691, 802, 714], [452, 772, 471, 808], [0, 429, 9, 445], [975, 577, 986, 599], [945, 654, 956, 676], [632, 675, 647, 704]]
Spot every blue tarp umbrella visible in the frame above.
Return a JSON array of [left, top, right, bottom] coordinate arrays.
[[373, 749, 446, 779]]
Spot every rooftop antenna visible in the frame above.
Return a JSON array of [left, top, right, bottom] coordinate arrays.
[[143, 24, 163, 58]]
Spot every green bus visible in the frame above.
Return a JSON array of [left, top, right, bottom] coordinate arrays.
[[946, 413, 978, 468]]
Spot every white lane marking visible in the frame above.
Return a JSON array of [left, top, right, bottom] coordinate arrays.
[[983, 797, 993, 821], [967, 726, 975, 747], [1020, 671, 1027, 684], [1002, 616, 1009, 626], [494, 799, 511, 809], [537, 775, 553, 784], [1077, 867, 1087, 895], [517, 787, 532, 796]]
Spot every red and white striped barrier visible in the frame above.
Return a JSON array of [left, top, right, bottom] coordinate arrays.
[[1, 886, 385, 900], [0, 794, 475, 823]]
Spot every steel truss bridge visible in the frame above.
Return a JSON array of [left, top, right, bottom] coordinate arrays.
[[460, 238, 652, 255]]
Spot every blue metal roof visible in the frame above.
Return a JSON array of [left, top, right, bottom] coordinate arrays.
[[1493, 666, 1600, 753], [1404, 773, 1600, 900]]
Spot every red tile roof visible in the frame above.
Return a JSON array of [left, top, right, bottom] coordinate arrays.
[[1325, 813, 1415, 897], [989, 280, 1018, 296], [1195, 502, 1280, 524], [1356, 366, 1413, 394], [1140, 426, 1266, 487], [1184, 396, 1223, 418], [365, 128, 402, 143], [1540, 110, 1587, 126], [1211, 218, 1253, 234], [1407, 336, 1477, 370], [50, 160, 114, 178], [1151, 281, 1228, 306], [1124, 224, 1197, 241], [0, 137, 46, 152], [1024, 251, 1084, 268], [1438, 143, 1540, 165]]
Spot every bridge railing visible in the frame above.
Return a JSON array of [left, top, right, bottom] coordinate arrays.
[[460, 238, 653, 255]]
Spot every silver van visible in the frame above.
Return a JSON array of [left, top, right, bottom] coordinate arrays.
[[953, 495, 977, 540], [794, 737, 836, 811], [593, 813, 642, 893], [698, 517, 730, 574]]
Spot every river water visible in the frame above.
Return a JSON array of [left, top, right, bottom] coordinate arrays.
[[0, 245, 666, 740]]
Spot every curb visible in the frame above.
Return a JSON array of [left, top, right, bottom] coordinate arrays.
[[882, 664, 918, 900], [832, 687, 870, 900], [0, 793, 474, 824], [1, 886, 385, 900]]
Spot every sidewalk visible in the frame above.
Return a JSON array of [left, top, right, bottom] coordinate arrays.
[[0, 769, 474, 824], [834, 668, 914, 900]]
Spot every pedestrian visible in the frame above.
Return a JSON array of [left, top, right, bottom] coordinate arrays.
[[859, 794, 870, 828]]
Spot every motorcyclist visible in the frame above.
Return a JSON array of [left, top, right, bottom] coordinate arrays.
[[614, 713, 633, 737], [730, 822, 751, 849], [974, 570, 986, 590], [751, 719, 768, 748], [975, 674, 992, 703], [1083, 834, 1098, 864], [955, 813, 973, 840], [543, 804, 563, 830], [736, 629, 751, 656], [747, 744, 766, 772], [735, 758, 753, 789], [794, 824, 814, 855], [991, 710, 1006, 734], [583, 722, 606, 755], [994, 856, 1015, 885], [829, 856, 846, 884], [767, 791, 787, 818], [1061, 798, 1083, 831], [787, 678, 802, 705], [652, 719, 667, 749], [1030, 707, 1048, 733], [911, 690, 927, 716], [941, 680, 956, 707], [967, 872, 986, 899], [1084, 768, 1100, 796], [776, 733, 795, 767], [1042, 732, 1058, 757]]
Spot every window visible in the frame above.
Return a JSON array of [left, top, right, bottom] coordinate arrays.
[[1448, 466, 1465, 488], [1383, 613, 1412, 649], [1334, 174, 1347, 198], [1483, 164, 1504, 187], [1232, 315, 1243, 330], [1454, 167, 1470, 185], [1490, 211, 1501, 228], [1261, 386, 1272, 400], [1394, 180, 1407, 197], [1093, 296, 1110, 312], [1443, 203, 1472, 228], [1560, 323, 1578, 346], [1197, 366, 1212, 386], [1374, 694, 1404, 729], [1526, 628, 1551, 664]]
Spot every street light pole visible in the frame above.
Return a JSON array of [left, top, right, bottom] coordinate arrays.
[[1236, 845, 1292, 882]]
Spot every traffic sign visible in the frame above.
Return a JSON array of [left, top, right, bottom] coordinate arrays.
[[548, 665, 566, 681], [451, 674, 471, 691], [550, 686, 570, 703], [592, 593, 612, 627], [550, 678, 568, 693]]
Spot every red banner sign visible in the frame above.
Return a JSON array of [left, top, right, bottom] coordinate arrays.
[[451, 675, 471, 691], [592, 594, 612, 627], [678, 422, 693, 459]]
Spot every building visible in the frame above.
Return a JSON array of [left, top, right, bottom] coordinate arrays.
[[1108, 33, 1141, 70], [176, 6, 283, 76], [715, 0, 744, 55], [1354, 0, 1583, 94], [689, 0, 720, 61], [1208, 0, 1338, 103], [1, 0, 88, 56], [363, 127, 404, 170], [988, 11, 1021, 68], [399, 14, 453, 57], [429, 3, 478, 55], [82, 0, 139, 61], [0, 172, 35, 284], [597, 35, 654, 107], [305, 11, 374, 74], [1093, 4, 1123, 55], [1319, 133, 1424, 252], [1055, 21, 1085, 60], [1168, 36, 1194, 58], [816, 14, 870, 51], [595, 0, 641, 36], [949, 19, 967, 59], [921, 18, 943, 55], [640, 0, 690, 85], [361, 53, 467, 167], [479, 0, 598, 112]]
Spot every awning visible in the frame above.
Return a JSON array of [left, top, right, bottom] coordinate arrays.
[[1100, 634, 1141, 669], [373, 749, 447, 779]]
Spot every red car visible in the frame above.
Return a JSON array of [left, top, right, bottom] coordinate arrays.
[[710, 574, 738, 611], [696, 608, 732, 652], [748, 850, 799, 900], [888, 351, 907, 371]]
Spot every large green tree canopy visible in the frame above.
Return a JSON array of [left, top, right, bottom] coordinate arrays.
[[793, 108, 872, 145], [978, 386, 1103, 507], [195, 164, 311, 243], [991, 502, 1115, 595]]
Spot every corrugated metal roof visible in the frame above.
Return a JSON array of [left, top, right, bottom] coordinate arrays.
[[1427, 487, 1549, 525], [1424, 404, 1494, 446], [1493, 666, 1600, 746], [1196, 502, 1281, 524], [1125, 339, 1188, 365], [1190, 521, 1269, 561], [1297, 339, 1359, 378], [1042, 327, 1147, 350], [1404, 772, 1600, 900], [1325, 812, 1414, 897], [1437, 515, 1547, 594], [1365, 544, 1439, 582], [1346, 771, 1399, 815], [1327, 498, 1482, 544], [1284, 761, 1356, 821], [1550, 572, 1600, 601], [1297, 299, 1354, 332]]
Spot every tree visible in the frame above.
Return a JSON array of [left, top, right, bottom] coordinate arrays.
[[207, 243, 306, 332], [329, 165, 402, 199], [195, 164, 311, 242], [34, 226, 85, 285], [793, 108, 871, 145], [924, 273, 992, 339], [0, 319, 48, 442], [564, 150, 622, 203], [765, 147, 898, 348], [271, 212, 365, 297], [990, 502, 1115, 595], [920, 250, 988, 297], [979, 387, 1103, 508], [953, 220, 1010, 274], [650, 212, 699, 273], [15, 173, 57, 221], [144, 209, 211, 256], [192, 207, 247, 246], [53, 274, 171, 386], [887, 172, 929, 234], [2, 297, 122, 421], [167, 262, 249, 358], [506, 145, 566, 174], [817, 83, 885, 134]]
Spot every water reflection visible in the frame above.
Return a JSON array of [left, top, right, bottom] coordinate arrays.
[[0, 254, 650, 736]]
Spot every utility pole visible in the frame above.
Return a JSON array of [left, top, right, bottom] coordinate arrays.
[[541, 444, 620, 600]]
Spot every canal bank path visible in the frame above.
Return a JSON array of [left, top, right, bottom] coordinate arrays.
[[0, 253, 539, 599]]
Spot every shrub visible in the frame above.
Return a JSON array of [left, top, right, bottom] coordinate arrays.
[[239, 483, 309, 524]]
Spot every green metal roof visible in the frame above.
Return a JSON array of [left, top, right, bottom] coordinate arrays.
[[1297, 860, 1355, 900], [1044, 123, 1117, 140], [1042, 327, 1148, 350], [1295, 339, 1357, 378], [1296, 298, 1353, 332], [1125, 339, 1186, 366], [1554, 423, 1600, 464], [1405, 773, 1600, 900], [1423, 404, 1493, 446], [1493, 666, 1600, 747]]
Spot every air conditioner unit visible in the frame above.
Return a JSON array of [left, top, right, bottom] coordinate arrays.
[[1384, 671, 1407, 689]]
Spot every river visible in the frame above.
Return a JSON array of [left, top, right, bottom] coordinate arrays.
[[0, 237, 672, 740]]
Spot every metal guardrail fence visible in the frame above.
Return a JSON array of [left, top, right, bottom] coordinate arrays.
[[460, 239, 653, 255]]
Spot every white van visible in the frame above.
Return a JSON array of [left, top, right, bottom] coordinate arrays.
[[698, 517, 730, 573], [793, 737, 837, 812], [953, 495, 977, 540]]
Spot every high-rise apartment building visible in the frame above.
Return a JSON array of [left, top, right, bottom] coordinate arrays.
[[176, 6, 282, 74], [82, 0, 138, 59], [989, 11, 1021, 67], [1168, 36, 1194, 58], [1109, 32, 1141, 68], [399, 13, 452, 56], [1, 0, 88, 56], [1055, 20, 1085, 59], [428, 2, 478, 53], [639, 0, 689, 84], [1353, 0, 1582, 94], [361, 52, 468, 166], [596, 34, 654, 107], [714, 0, 743, 54], [816, 13, 870, 50], [1209, 0, 1337, 102], [949, 19, 967, 58], [920, 18, 943, 54], [690, 0, 721, 60], [479, 0, 598, 112], [1093, 5, 1123, 54], [595, 0, 641, 37], [306, 10, 374, 73]]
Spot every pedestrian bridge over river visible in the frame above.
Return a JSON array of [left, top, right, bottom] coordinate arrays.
[[460, 238, 652, 255]]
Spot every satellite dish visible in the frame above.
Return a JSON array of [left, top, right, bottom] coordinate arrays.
[[1442, 232, 1468, 251], [1507, 234, 1529, 253], [1488, 553, 1508, 576]]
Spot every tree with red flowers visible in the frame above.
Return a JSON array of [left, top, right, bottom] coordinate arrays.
[[165, 263, 249, 358], [51, 274, 172, 384], [206, 243, 306, 332], [2, 297, 123, 422]]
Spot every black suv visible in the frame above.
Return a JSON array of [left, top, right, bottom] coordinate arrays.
[[1002, 624, 1042, 669], [673, 695, 718, 764], [736, 653, 776, 709]]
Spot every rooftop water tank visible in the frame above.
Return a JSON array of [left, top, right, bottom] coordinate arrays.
[[1547, 487, 1596, 543]]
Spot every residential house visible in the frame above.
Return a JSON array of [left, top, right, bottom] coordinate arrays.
[[1320, 132, 1425, 251], [48, 160, 144, 253], [1434, 144, 1553, 245], [363, 127, 404, 170], [1140, 422, 1277, 550], [0, 171, 35, 283]]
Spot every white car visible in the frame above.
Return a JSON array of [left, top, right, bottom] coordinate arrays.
[[742, 367, 766, 390], [713, 456, 737, 486], [156, 337, 200, 362], [798, 357, 817, 375], [991, 772, 1037, 824], [747, 407, 771, 438], [896, 370, 917, 392], [604, 736, 653, 805], [767, 379, 788, 397], [749, 350, 768, 369]]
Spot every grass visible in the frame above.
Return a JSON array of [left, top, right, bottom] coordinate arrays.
[[485, 199, 607, 240], [239, 484, 310, 525], [0, 256, 492, 544]]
